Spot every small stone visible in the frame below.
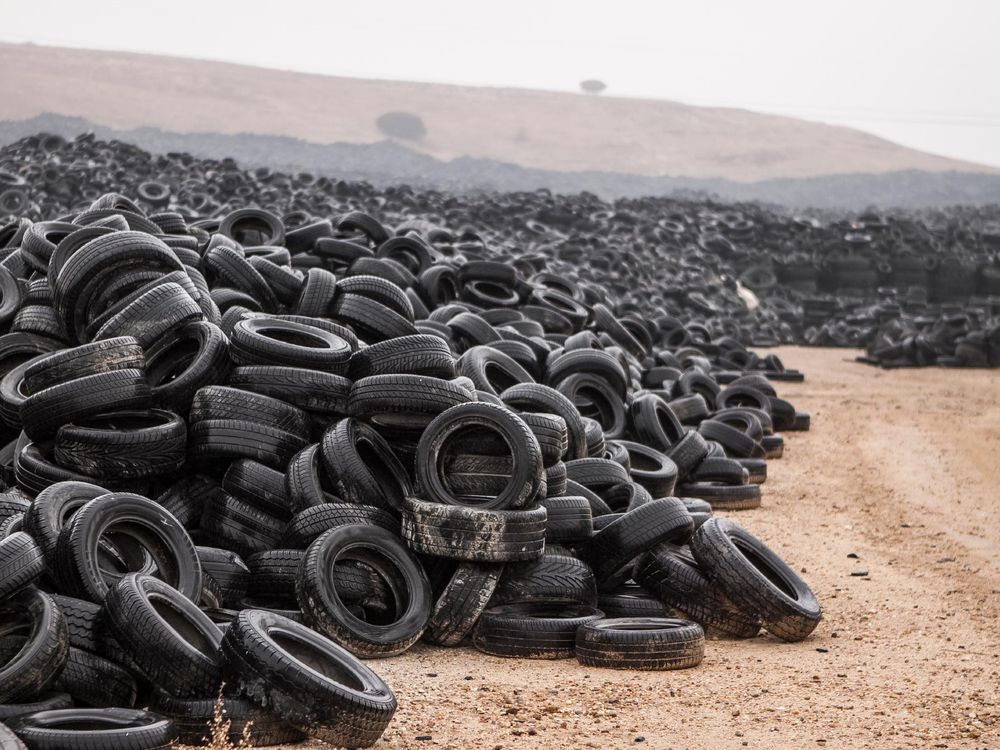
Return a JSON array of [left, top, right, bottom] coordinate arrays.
[[831, 632, 839, 638], [850, 570, 868, 577], [426, 672, 438, 677], [416, 735, 432, 741], [846, 552, 859, 559], [816, 647, 829, 653], [635, 736, 645, 743]]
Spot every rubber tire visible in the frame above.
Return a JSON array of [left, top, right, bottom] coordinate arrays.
[[220, 609, 397, 748], [690, 518, 821, 642], [297, 525, 431, 658], [575, 617, 705, 670]]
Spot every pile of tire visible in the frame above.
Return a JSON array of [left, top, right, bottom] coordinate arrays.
[[0, 159, 825, 748], [3, 130, 999, 367]]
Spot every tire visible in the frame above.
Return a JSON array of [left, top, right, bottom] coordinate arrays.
[[490, 553, 596, 607], [416, 402, 543, 510], [21, 481, 109, 563], [284, 444, 344, 512], [519, 412, 568, 465], [52, 646, 138, 708], [500, 383, 587, 460], [563, 458, 630, 492], [49, 595, 101, 653], [280, 503, 399, 548], [423, 562, 503, 646], [105, 574, 223, 698], [736, 457, 768, 484], [401, 497, 546, 563], [245, 549, 304, 605], [666, 431, 710, 480], [0, 693, 72, 723], [93, 282, 202, 349], [53, 409, 186, 480], [205, 245, 279, 313], [320, 419, 411, 510], [336, 275, 412, 319], [597, 584, 673, 618], [221, 609, 397, 748], [545, 349, 628, 398], [231, 317, 352, 373], [348, 334, 456, 380], [762, 433, 784, 459], [689, 457, 748, 485], [538, 495, 592, 542], [144, 321, 229, 413], [790, 411, 811, 431], [200, 490, 286, 557], [228, 366, 351, 417], [581, 498, 693, 583], [20, 369, 151, 442], [297, 525, 431, 657], [675, 481, 762, 511], [575, 617, 705, 670], [616, 441, 678, 496], [544, 461, 568, 497], [690, 518, 821, 642], [155, 475, 217, 529], [332, 293, 417, 343], [54, 492, 201, 604], [294, 268, 338, 318], [7, 708, 177, 749], [473, 603, 602, 659], [635, 543, 760, 638], [456, 346, 535, 397], [196, 547, 250, 608], [188, 419, 307, 470], [0, 589, 68, 703], [222, 459, 293, 520], [0, 533, 45, 600], [629, 394, 686, 451], [189, 386, 309, 437], [667, 394, 710, 425], [347, 374, 473, 428], [22, 338, 143, 397]]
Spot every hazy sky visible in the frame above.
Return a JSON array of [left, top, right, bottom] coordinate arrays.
[[3, 0, 999, 166]]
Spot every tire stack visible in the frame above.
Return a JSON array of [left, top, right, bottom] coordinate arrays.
[[0, 174, 826, 747]]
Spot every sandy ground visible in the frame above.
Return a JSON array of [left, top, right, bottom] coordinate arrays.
[[204, 347, 1000, 750], [2, 42, 994, 181]]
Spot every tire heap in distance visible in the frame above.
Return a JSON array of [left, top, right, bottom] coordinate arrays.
[[2, 131, 998, 367], [0, 171, 824, 748]]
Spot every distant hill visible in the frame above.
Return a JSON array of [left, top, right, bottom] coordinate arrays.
[[1, 41, 995, 185], [4, 114, 1000, 209]]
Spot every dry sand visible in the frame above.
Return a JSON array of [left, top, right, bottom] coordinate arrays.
[[200, 347, 1000, 750], [2, 42, 995, 182]]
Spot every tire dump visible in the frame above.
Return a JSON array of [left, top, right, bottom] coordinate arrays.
[[0, 132, 996, 749]]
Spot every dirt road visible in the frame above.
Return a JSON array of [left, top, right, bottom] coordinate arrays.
[[216, 348, 1000, 750]]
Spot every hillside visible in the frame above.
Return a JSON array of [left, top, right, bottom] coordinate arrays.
[[0, 41, 994, 183]]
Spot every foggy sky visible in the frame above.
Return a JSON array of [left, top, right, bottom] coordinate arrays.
[[2, 0, 999, 166]]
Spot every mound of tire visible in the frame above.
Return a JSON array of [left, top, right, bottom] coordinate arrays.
[[4, 131, 1000, 368], [0, 146, 824, 748]]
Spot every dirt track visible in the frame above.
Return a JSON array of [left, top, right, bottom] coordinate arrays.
[[216, 348, 1000, 750]]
